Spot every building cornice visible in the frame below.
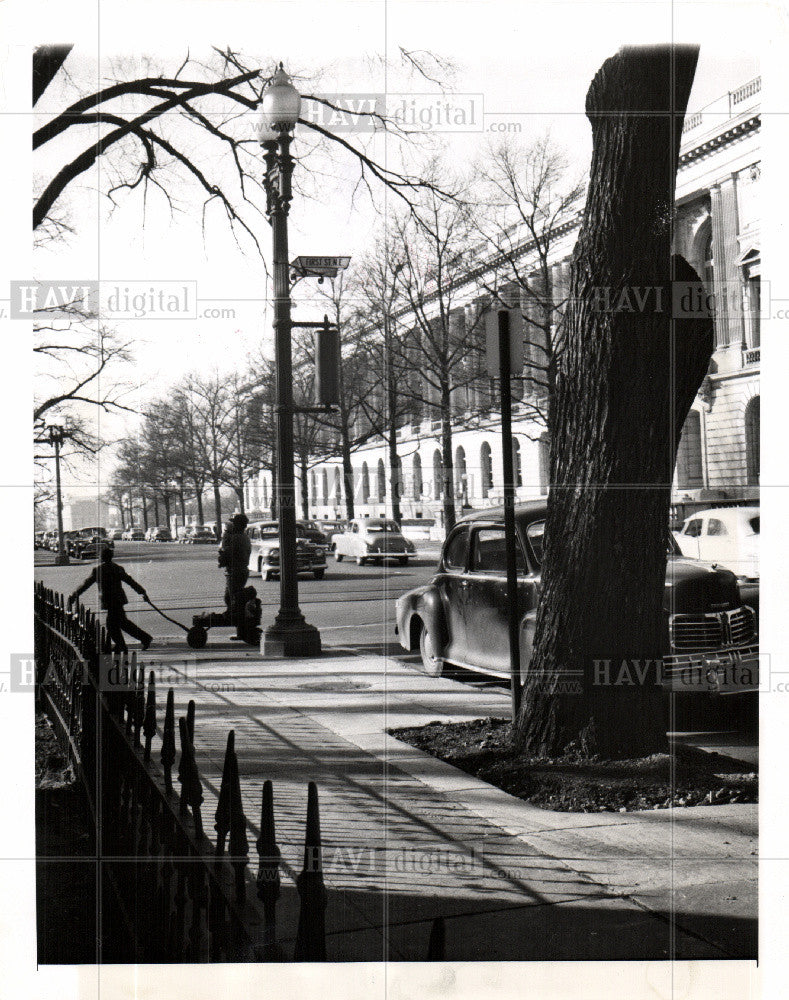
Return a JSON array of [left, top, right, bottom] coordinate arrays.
[[678, 114, 760, 169]]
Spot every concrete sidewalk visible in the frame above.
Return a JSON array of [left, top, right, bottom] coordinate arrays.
[[146, 639, 757, 961]]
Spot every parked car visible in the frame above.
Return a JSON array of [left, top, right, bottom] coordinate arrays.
[[323, 520, 348, 551], [395, 501, 758, 697], [295, 519, 330, 553], [42, 530, 58, 551], [122, 527, 145, 541], [181, 525, 217, 544], [247, 521, 326, 580], [72, 534, 114, 561], [109, 528, 125, 541], [673, 506, 759, 581], [146, 526, 173, 542], [334, 518, 416, 566]]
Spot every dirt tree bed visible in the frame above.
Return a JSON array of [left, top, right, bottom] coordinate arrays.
[[389, 717, 757, 813]]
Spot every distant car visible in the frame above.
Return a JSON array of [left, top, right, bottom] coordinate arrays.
[[146, 526, 173, 542], [322, 520, 348, 551], [73, 534, 114, 561], [333, 518, 416, 566], [395, 501, 758, 698], [109, 528, 125, 541], [181, 524, 217, 544], [673, 506, 759, 581], [247, 520, 326, 580], [122, 528, 145, 541], [42, 530, 58, 551], [34, 531, 46, 549], [295, 519, 330, 553]]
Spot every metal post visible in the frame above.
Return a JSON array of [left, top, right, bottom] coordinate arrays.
[[498, 311, 521, 720], [52, 429, 69, 566], [262, 129, 321, 657]]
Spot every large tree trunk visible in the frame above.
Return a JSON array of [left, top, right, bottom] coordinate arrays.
[[516, 45, 713, 758], [440, 389, 456, 533]]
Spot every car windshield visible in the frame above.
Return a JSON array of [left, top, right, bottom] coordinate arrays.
[[367, 521, 400, 533]]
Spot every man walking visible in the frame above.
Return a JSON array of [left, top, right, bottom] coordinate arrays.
[[69, 547, 152, 653], [218, 513, 251, 640]]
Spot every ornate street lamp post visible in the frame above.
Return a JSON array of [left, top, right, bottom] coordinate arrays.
[[258, 65, 321, 656], [46, 420, 70, 566]]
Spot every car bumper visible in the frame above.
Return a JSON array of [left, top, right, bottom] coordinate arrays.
[[661, 644, 760, 695]]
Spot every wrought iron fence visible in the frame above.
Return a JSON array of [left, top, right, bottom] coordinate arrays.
[[34, 584, 337, 963]]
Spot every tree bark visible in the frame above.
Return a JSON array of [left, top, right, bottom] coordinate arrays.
[[212, 479, 223, 529], [299, 455, 310, 519], [341, 443, 355, 520], [194, 485, 204, 524], [516, 45, 713, 758], [440, 385, 456, 533]]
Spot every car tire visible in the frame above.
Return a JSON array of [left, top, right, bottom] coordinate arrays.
[[257, 557, 263, 575], [398, 557, 408, 566], [314, 569, 325, 580], [356, 555, 366, 566], [417, 619, 444, 677], [264, 570, 274, 581], [335, 552, 343, 562]]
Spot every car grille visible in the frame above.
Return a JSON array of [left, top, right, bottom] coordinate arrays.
[[669, 607, 756, 652]]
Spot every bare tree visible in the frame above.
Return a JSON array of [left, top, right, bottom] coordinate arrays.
[[389, 184, 486, 531], [34, 303, 135, 448], [33, 47, 458, 242], [516, 45, 712, 758], [474, 134, 586, 429]]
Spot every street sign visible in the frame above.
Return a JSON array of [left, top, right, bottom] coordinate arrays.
[[291, 256, 351, 279], [485, 307, 523, 378]]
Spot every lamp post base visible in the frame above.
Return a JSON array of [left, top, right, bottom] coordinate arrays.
[[262, 619, 322, 658], [54, 554, 70, 566]]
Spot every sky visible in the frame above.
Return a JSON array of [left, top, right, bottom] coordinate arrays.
[[28, 0, 761, 493]]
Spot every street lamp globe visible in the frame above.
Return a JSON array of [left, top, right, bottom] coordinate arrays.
[[261, 63, 301, 130]]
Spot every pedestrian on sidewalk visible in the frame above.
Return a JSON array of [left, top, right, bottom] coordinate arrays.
[[69, 547, 152, 653], [218, 513, 251, 640]]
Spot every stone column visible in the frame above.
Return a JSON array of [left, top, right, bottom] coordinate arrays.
[[709, 176, 744, 348]]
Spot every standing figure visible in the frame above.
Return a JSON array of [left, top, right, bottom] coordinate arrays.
[[218, 513, 251, 640], [70, 548, 152, 653]]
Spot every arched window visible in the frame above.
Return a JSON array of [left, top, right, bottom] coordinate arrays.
[[361, 462, 370, 503], [455, 446, 467, 500], [377, 458, 386, 502], [538, 433, 550, 496], [480, 442, 493, 499], [413, 453, 423, 499], [334, 467, 342, 507], [745, 396, 760, 486], [676, 411, 704, 489], [512, 438, 522, 488], [321, 468, 329, 506], [433, 449, 443, 499]]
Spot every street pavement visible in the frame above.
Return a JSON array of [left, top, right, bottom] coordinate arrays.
[[35, 542, 757, 960], [134, 637, 756, 962]]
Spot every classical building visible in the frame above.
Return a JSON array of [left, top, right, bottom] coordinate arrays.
[[245, 78, 760, 533]]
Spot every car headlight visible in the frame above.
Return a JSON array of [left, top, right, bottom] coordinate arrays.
[[269, 548, 279, 559]]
